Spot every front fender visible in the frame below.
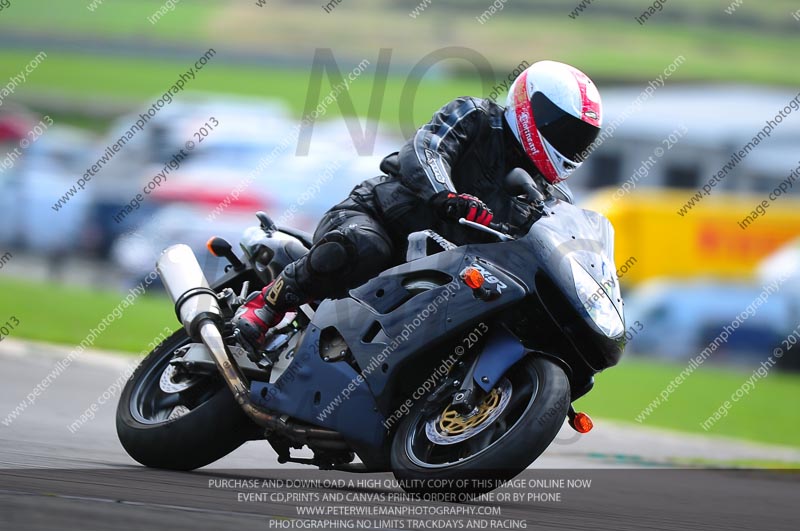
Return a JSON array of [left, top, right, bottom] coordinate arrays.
[[473, 326, 528, 392]]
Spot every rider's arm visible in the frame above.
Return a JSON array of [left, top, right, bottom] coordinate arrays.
[[394, 97, 484, 202]]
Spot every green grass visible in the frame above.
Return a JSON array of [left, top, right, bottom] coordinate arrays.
[[0, 277, 174, 354], [0, 0, 215, 42], [2, 275, 798, 449], [3, 0, 800, 84], [4, 0, 799, 34], [577, 358, 800, 449], [0, 50, 488, 136]]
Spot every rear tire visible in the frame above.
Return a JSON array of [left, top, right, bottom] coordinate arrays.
[[390, 357, 569, 493], [116, 330, 260, 470]]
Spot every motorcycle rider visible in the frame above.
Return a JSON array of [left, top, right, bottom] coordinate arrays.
[[233, 60, 603, 351]]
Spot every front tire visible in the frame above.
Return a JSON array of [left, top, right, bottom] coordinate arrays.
[[391, 357, 569, 493], [116, 330, 260, 470]]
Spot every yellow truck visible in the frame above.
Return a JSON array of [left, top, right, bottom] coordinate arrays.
[[582, 188, 800, 284]]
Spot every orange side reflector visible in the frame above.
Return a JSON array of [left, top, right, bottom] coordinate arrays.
[[206, 237, 219, 257], [573, 412, 594, 433], [463, 268, 485, 289]]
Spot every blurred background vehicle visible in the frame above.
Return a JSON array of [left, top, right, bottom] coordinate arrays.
[[623, 279, 794, 364], [758, 236, 800, 291], [0, 114, 95, 257]]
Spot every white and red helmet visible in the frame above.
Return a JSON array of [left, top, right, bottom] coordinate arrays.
[[505, 61, 602, 183]]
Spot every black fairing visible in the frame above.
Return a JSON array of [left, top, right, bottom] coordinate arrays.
[[311, 248, 527, 413], [307, 196, 624, 410]]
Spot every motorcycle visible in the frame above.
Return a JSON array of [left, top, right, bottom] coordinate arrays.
[[116, 169, 626, 493]]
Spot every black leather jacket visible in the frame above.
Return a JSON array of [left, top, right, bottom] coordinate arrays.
[[346, 97, 570, 245]]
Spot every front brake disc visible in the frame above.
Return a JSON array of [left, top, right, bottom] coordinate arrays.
[[424, 378, 513, 445]]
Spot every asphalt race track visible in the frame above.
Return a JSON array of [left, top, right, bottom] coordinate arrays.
[[0, 340, 797, 531]]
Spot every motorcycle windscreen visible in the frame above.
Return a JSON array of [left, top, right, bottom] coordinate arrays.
[[526, 198, 625, 335]]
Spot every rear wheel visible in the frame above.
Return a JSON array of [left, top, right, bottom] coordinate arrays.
[[391, 357, 569, 493], [116, 330, 260, 470]]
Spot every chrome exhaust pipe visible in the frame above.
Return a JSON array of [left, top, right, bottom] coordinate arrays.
[[156, 244, 222, 341], [156, 244, 277, 424], [197, 320, 282, 426], [156, 245, 345, 444]]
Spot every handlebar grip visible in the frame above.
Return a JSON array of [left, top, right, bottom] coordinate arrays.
[[488, 221, 511, 233]]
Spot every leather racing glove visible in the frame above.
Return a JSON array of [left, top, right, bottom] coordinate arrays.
[[430, 192, 494, 227]]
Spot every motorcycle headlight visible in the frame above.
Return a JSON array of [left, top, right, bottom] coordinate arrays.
[[570, 261, 624, 338]]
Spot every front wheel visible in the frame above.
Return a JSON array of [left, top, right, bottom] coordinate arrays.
[[116, 330, 260, 470], [391, 357, 569, 493]]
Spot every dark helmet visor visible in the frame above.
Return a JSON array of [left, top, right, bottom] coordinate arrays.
[[531, 91, 600, 162]]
